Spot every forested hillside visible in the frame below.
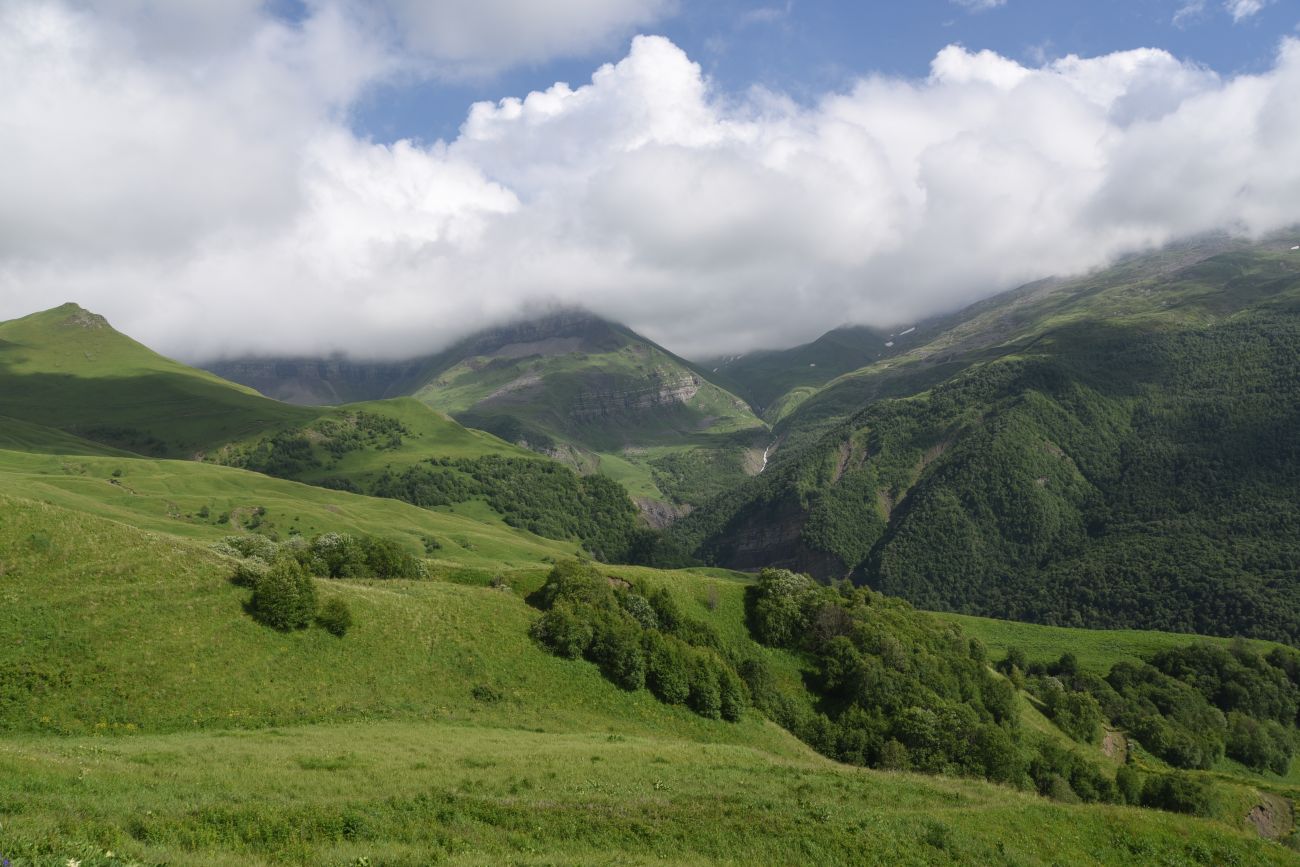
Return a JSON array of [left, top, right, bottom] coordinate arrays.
[[672, 242, 1300, 642]]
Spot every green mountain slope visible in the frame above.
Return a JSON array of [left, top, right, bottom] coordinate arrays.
[[409, 310, 768, 516], [704, 323, 935, 416], [0, 305, 653, 563], [672, 238, 1300, 642], [0, 303, 314, 457], [206, 310, 769, 519]]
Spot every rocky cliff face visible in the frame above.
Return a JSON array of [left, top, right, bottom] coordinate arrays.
[[567, 373, 702, 419]]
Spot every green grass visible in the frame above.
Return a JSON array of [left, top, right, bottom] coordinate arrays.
[[0, 304, 313, 456], [4, 720, 1295, 866], [936, 613, 1285, 675], [0, 449, 577, 568], [0, 416, 137, 458], [2, 483, 1297, 863]]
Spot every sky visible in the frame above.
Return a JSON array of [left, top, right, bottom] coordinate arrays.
[[1, 0, 1298, 361]]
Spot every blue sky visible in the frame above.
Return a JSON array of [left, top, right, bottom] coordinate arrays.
[[3, 0, 1299, 359], [351, 0, 1296, 144]]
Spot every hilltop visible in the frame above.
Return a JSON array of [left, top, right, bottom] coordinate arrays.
[[0, 302, 314, 457]]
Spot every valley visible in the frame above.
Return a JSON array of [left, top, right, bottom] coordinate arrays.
[[3, 236, 1300, 865]]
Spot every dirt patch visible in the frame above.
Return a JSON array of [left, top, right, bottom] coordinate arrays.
[[832, 441, 853, 483], [634, 497, 688, 530], [1246, 792, 1293, 840], [1100, 729, 1128, 761], [877, 488, 895, 521], [921, 439, 951, 469]]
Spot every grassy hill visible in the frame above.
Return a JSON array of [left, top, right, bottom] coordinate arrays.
[[671, 237, 1300, 642], [0, 303, 313, 457], [0, 305, 651, 563], [2, 491, 1296, 865]]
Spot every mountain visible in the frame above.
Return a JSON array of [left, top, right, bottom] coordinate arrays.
[[0, 302, 312, 457], [209, 309, 769, 521], [204, 354, 435, 406], [703, 322, 932, 416], [670, 236, 1300, 642], [4, 291, 1300, 863]]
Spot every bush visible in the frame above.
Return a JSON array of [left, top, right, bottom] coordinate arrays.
[[620, 592, 659, 630], [251, 556, 317, 630], [311, 532, 367, 578], [1040, 683, 1103, 743], [644, 632, 691, 705], [530, 601, 595, 659], [1226, 711, 1293, 775], [591, 615, 646, 691], [218, 534, 279, 563], [361, 535, 424, 579], [749, 568, 815, 647], [1141, 772, 1217, 816], [316, 597, 353, 637], [229, 557, 269, 588], [1115, 764, 1144, 805], [535, 560, 615, 610], [718, 666, 748, 722], [687, 655, 722, 719]]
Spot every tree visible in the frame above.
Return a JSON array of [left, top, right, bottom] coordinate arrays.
[[251, 555, 317, 630], [316, 597, 353, 637]]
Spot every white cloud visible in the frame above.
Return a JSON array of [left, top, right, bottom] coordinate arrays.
[[1225, 0, 1271, 22], [1173, 1, 1207, 28], [372, 0, 675, 77], [951, 0, 1007, 11], [2, 2, 1300, 361]]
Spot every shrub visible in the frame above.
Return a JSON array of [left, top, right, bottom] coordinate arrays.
[[1115, 764, 1144, 805], [1226, 711, 1293, 775], [316, 597, 353, 637], [644, 632, 690, 705], [251, 556, 317, 630], [530, 602, 595, 659], [361, 536, 423, 579], [620, 592, 659, 630], [879, 739, 911, 770], [1040, 683, 1103, 743], [535, 560, 615, 610], [471, 684, 504, 703], [1141, 772, 1217, 816], [218, 534, 279, 563], [230, 557, 270, 588], [311, 532, 367, 578], [718, 666, 748, 722], [591, 615, 645, 691], [749, 568, 815, 647], [687, 655, 722, 719]]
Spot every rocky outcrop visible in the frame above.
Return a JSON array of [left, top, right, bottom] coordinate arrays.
[[568, 374, 702, 419]]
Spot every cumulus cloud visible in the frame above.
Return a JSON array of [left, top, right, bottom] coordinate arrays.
[[1, 1, 1300, 361]]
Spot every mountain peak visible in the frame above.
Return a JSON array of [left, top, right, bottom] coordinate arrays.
[[57, 303, 111, 331]]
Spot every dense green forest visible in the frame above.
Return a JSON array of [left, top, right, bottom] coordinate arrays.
[[673, 269, 1300, 641], [373, 456, 649, 563]]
